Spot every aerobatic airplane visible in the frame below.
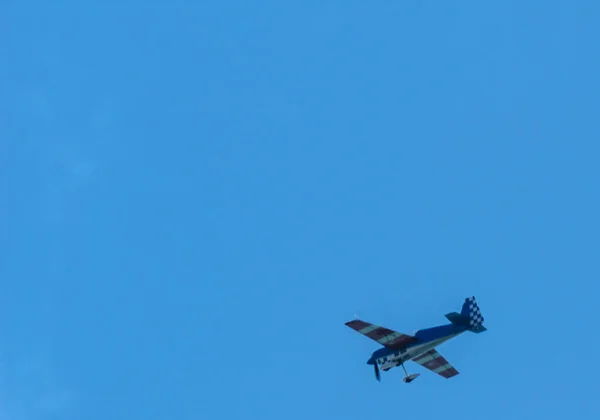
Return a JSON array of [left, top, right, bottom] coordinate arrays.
[[345, 296, 486, 383]]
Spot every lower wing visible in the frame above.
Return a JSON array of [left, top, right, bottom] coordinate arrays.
[[411, 348, 459, 378]]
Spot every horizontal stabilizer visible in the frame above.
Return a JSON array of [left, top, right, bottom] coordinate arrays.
[[445, 312, 469, 325], [471, 324, 487, 333]]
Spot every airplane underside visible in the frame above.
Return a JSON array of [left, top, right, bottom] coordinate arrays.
[[378, 334, 459, 370], [375, 333, 462, 382], [346, 296, 487, 383]]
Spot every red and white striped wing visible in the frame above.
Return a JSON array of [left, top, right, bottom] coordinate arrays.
[[411, 349, 459, 378], [345, 319, 418, 349]]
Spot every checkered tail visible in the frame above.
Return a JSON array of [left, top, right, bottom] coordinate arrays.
[[461, 296, 485, 329]]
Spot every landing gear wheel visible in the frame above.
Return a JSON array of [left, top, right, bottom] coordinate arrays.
[[403, 373, 420, 383], [400, 363, 420, 383]]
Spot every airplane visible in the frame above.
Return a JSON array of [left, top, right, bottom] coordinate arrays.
[[345, 296, 486, 383]]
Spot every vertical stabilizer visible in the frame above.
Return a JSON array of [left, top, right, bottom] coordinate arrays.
[[460, 296, 486, 333]]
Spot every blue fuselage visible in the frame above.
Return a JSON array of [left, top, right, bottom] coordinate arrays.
[[367, 323, 468, 371]]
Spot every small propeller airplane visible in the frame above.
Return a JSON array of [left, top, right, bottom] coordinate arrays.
[[345, 296, 486, 383]]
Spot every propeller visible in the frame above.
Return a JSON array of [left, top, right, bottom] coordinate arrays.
[[374, 363, 381, 382]]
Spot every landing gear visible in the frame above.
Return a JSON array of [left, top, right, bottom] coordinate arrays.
[[400, 363, 420, 383]]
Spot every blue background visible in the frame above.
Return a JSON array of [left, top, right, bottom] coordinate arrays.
[[2, 1, 599, 419]]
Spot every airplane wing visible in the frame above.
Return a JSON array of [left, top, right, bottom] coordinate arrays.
[[411, 348, 459, 378], [344, 319, 418, 349]]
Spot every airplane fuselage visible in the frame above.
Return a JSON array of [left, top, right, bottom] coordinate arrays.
[[367, 322, 468, 371]]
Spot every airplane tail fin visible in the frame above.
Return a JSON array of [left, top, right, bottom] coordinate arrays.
[[445, 296, 487, 333]]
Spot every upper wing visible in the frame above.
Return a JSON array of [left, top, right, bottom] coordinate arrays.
[[411, 348, 459, 378], [345, 319, 418, 349]]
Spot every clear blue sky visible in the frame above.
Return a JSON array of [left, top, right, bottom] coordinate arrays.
[[2, 1, 600, 419]]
